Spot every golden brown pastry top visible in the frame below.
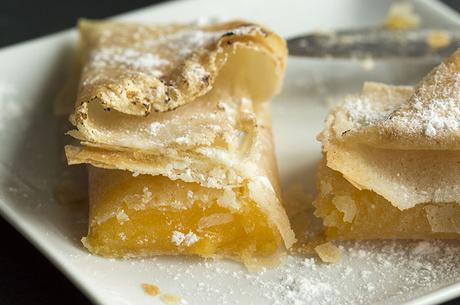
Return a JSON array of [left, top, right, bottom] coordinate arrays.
[[74, 19, 286, 119]]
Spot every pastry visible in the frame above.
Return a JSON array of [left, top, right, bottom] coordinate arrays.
[[315, 50, 460, 240], [65, 19, 295, 269]]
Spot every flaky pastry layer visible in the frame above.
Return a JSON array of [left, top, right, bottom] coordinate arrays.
[[64, 20, 295, 265], [316, 49, 460, 226], [67, 19, 288, 188], [319, 82, 460, 210], [337, 49, 460, 150]]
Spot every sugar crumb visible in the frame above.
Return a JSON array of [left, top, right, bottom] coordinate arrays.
[[142, 283, 160, 296], [315, 242, 342, 263], [116, 209, 130, 224], [142, 187, 152, 204], [384, 2, 420, 30], [171, 231, 200, 247], [160, 293, 187, 305], [426, 31, 451, 49]]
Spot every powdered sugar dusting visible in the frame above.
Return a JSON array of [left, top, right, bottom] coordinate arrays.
[[83, 23, 262, 88], [184, 62, 209, 83], [142, 25, 259, 62], [143, 29, 221, 55], [383, 59, 460, 139], [260, 241, 460, 305], [171, 231, 200, 247], [342, 96, 393, 128], [89, 47, 169, 77], [342, 92, 460, 141], [399, 98, 460, 138], [272, 274, 334, 305], [112, 240, 460, 305], [340, 65, 460, 142], [147, 122, 164, 135]]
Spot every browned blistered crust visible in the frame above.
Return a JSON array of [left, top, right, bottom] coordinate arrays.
[[74, 19, 286, 129]]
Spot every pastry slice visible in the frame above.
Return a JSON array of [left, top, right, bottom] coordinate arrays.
[[314, 50, 460, 240], [65, 19, 295, 269]]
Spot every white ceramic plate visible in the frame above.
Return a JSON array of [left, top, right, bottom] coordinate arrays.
[[1, 0, 460, 304]]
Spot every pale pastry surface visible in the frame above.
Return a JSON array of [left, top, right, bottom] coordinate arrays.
[[318, 50, 460, 210], [336, 49, 460, 150]]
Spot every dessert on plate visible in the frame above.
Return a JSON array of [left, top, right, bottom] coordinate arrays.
[[314, 49, 460, 240], [64, 19, 295, 269]]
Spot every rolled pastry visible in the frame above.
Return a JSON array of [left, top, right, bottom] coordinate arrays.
[[315, 50, 460, 239], [65, 19, 295, 269]]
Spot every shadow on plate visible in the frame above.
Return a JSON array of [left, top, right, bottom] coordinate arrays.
[[1, 38, 88, 249]]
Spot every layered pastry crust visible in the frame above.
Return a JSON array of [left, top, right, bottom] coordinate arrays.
[[315, 50, 460, 239], [65, 19, 295, 268], [66, 19, 288, 188]]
